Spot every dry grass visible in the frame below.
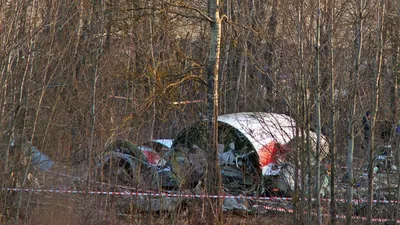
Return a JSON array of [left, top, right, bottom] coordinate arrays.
[[1, 156, 399, 225]]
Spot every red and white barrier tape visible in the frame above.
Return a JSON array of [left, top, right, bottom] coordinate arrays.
[[3, 187, 400, 222], [1, 187, 290, 200], [41, 169, 400, 204], [258, 205, 400, 223], [2, 187, 400, 205]]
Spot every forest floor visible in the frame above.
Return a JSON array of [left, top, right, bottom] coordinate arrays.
[[3, 154, 400, 225]]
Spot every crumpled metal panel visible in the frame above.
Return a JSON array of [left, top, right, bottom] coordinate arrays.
[[151, 139, 173, 149], [26, 145, 54, 171], [218, 112, 329, 165], [217, 112, 296, 152]]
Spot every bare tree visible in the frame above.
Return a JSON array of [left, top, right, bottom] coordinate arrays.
[[395, 1, 400, 222], [206, 0, 223, 223], [315, 0, 322, 224], [328, 0, 337, 223], [367, 1, 385, 224], [346, 1, 364, 224], [293, 2, 305, 223]]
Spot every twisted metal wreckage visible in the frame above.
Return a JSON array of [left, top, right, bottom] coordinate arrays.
[[10, 112, 399, 216], [96, 112, 331, 212]]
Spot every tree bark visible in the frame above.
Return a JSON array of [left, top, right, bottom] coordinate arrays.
[[265, 0, 279, 110], [88, 0, 106, 185], [296, 2, 306, 223], [346, 1, 364, 224], [367, 1, 385, 224], [328, 0, 337, 223], [395, 2, 400, 222], [206, 0, 222, 223], [315, 0, 322, 223]]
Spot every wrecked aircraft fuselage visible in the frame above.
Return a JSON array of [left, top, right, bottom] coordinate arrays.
[[169, 112, 330, 196], [97, 112, 330, 197]]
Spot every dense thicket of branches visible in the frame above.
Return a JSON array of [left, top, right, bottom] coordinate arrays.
[[0, 0, 399, 224]]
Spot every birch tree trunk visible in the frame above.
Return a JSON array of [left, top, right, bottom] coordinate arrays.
[[206, 0, 222, 223], [367, 1, 385, 224], [266, 0, 279, 110], [293, 2, 304, 217], [395, 2, 400, 222], [346, 1, 364, 224], [73, 0, 85, 82], [89, 0, 105, 184], [328, 0, 337, 223], [296, 2, 306, 223], [149, 1, 156, 141], [314, 0, 322, 223]]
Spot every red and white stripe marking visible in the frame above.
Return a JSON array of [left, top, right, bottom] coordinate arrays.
[[259, 205, 400, 223], [2, 187, 400, 205], [3, 187, 399, 223]]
